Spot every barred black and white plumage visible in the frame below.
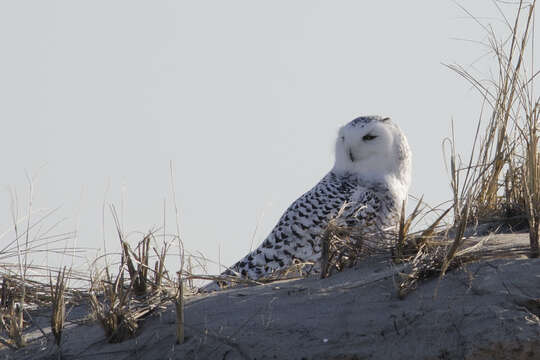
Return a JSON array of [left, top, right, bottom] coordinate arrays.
[[204, 115, 412, 289]]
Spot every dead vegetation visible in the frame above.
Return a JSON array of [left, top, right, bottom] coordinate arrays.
[[49, 267, 67, 347], [445, 0, 539, 244], [320, 203, 395, 279], [318, 0, 539, 298], [0, 269, 87, 349], [1, 286, 25, 349], [175, 277, 185, 347], [0, 177, 194, 349], [1, 176, 81, 349], [397, 0, 538, 297], [89, 267, 138, 343], [88, 208, 179, 343]]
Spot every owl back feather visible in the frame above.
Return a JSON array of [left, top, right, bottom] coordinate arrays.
[[225, 172, 399, 281]]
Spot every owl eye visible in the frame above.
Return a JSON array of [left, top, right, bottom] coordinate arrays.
[[363, 134, 377, 141]]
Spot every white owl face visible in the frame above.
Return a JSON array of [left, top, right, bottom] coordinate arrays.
[[333, 116, 411, 187], [339, 118, 393, 163]]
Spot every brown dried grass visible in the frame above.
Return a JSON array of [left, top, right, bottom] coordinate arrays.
[[445, 0, 539, 254], [88, 211, 177, 343], [50, 266, 68, 347]]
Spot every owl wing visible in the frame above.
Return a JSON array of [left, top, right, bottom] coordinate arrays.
[[335, 184, 397, 229], [227, 173, 358, 280]]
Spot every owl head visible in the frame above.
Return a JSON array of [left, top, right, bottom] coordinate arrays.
[[333, 115, 412, 195]]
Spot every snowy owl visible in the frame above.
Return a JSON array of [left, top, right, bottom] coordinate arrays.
[[207, 115, 411, 288]]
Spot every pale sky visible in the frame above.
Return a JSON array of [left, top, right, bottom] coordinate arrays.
[[0, 1, 532, 277]]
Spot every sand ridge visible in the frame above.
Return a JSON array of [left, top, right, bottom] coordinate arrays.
[[1, 233, 539, 360]]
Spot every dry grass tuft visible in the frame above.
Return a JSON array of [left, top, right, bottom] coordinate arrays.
[[393, 199, 425, 264], [397, 242, 448, 299], [0, 277, 26, 348], [89, 268, 138, 343], [87, 205, 179, 343], [89, 226, 176, 343], [318, 195, 454, 287], [50, 266, 68, 347], [175, 272, 184, 345], [397, 198, 471, 299], [320, 202, 400, 279], [391, 1, 540, 298], [320, 217, 365, 279], [0, 167, 187, 347], [445, 0, 539, 254], [111, 207, 152, 297], [7, 300, 25, 348]]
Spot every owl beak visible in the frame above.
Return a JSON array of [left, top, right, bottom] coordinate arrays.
[[348, 148, 355, 162]]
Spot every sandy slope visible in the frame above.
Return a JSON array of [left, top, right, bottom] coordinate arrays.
[[2, 233, 540, 360]]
